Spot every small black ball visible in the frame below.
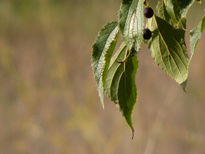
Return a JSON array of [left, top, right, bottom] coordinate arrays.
[[143, 28, 152, 40], [143, 0, 147, 5], [144, 7, 154, 18]]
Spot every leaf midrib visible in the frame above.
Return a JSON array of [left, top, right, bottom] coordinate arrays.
[[154, 17, 188, 81], [96, 26, 119, 78]]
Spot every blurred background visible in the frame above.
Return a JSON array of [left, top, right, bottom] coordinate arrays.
[[0, 0, 204, 153]]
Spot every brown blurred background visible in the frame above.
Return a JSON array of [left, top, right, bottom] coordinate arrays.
[[0, 0, 204, 154]]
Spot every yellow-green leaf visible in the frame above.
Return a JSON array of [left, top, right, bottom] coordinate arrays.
[[148, 16, 189, 84]]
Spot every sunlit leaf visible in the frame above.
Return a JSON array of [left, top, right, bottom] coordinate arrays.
[[119, 0, 144, 51], [92, 22, 119, 107], [148, 16, 189, 84]]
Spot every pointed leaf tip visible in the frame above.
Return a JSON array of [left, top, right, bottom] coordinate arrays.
[[181, 80, 188, 93], [118, 55, 139, 134], [131, 128, 135, 139]]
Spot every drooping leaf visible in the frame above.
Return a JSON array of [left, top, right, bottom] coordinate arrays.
[[105, 43, 128, 101], [190, 16, 205, 58], [119, 0, 144, 51], [118, 55, 138, 136], [147, 16, 189, 84], [92, 22, 119, 107], [104, 43, 139, 135]]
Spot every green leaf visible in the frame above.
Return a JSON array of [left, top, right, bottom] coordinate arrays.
[[178, 0, 195, 18], [156, 1, 171, 23], [190, 16, 205, 58], [118, 55, 138, 136], [165, 0, 181, 23], [92, 22, 119, 107], [183, 16, 205, 90], [165, 0, 194, 18], [104, 43, 138, 134], [164, 0, 194, 27], [147, 16, 189, 84], [119, 0, 144, 51], [105, 43, 128, 101]]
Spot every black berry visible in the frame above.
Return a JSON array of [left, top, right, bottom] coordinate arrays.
[[144, 7, 154, 18], [143, 0, 147, 5], [143, 28, 152, 40]]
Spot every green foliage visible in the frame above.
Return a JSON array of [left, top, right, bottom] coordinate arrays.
[[164, 0, 194, 23], [105, 43, 127, 102], [118, 55, 138, 137], [92, 22, 119, 107], [91, 0, 204, 136], [190, 16, 205, 57], [147, 15, 189, 84], [119, 0, 144, 51]]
